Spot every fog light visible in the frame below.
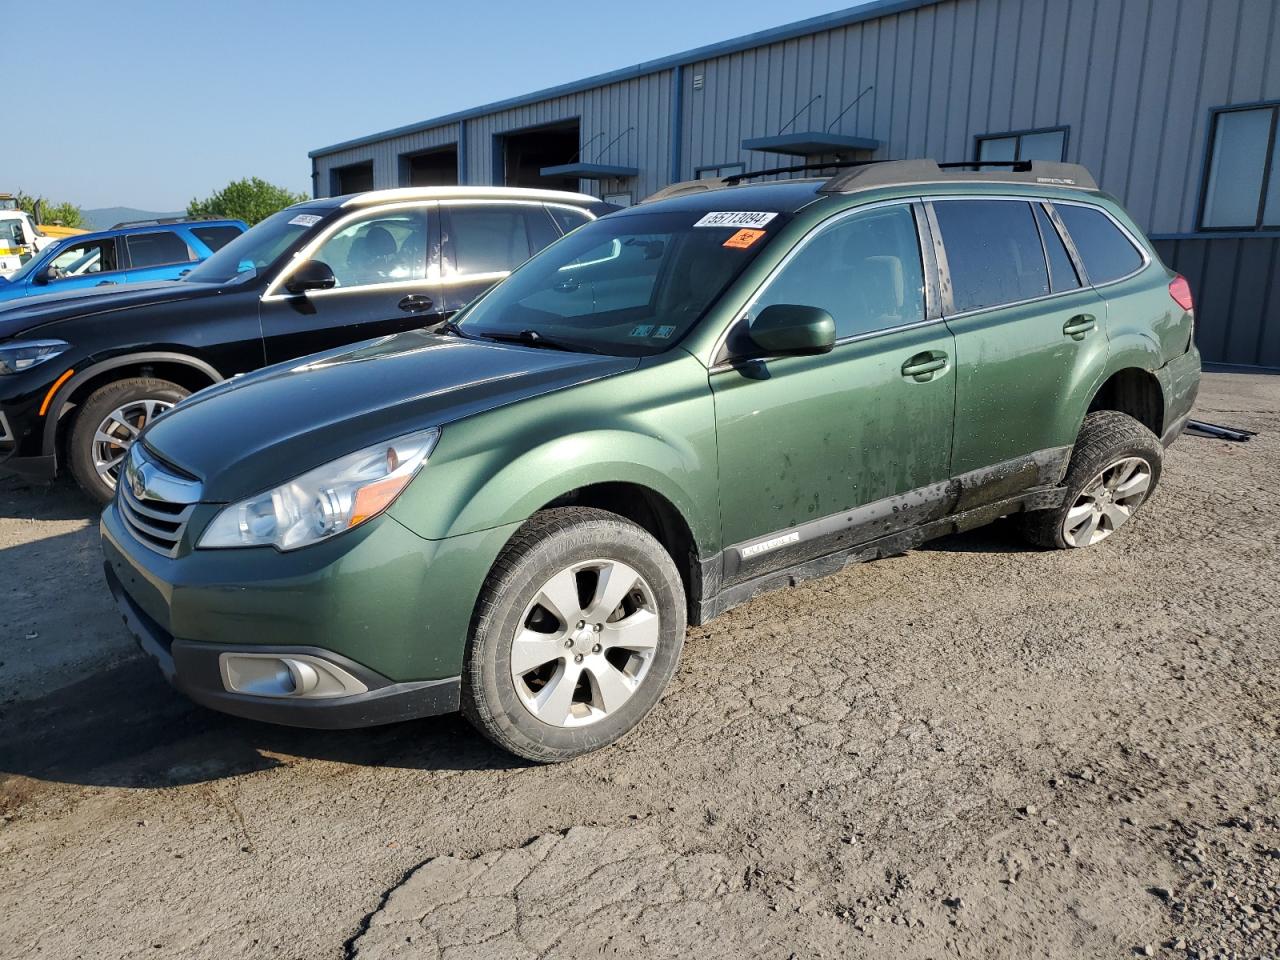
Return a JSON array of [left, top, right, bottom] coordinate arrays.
[[219, 652, 369, 699]]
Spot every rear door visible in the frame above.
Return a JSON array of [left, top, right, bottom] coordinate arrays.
[[259, 202, 446, 363], [121, 229, 199, 282], [931, 197, 1107, 486], [437, 201, 562, 314]]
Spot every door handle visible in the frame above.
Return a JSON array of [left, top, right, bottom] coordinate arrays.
[[901, 351, 948, 382], [95, 280, 117, 286], [398, 294, 435, 313], [1063, 314, 1096, 339]]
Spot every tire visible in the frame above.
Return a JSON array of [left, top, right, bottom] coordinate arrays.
[[1019, 410, 1163, 550], [68, 377, 189, 504], [462, 507, 687, 763]]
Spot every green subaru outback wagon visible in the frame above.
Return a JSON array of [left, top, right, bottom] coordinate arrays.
[[102, 159, 1200, 761]]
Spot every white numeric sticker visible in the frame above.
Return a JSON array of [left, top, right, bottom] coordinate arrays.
[[693, 211, 777, 229]]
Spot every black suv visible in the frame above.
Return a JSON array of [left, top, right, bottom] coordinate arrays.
[[0, 187, 611, 501]]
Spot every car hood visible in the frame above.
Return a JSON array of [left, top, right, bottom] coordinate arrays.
[[142, 330, 638, 503], [0, 281, 221, 338]]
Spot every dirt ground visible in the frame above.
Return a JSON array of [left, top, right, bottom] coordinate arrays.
[[1, 371, 1277, 960]]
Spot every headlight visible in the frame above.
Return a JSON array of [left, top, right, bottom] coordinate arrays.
[[198, 427, 439, 551], [0, 339, 70, 375]]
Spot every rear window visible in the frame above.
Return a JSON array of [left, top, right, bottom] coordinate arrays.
[[191, 224, 243, 253], [445, 206, 533, 275], [933, 199, 1049, 313], [1054, 204, 1145, 284], [1033, 203, 1081, 292], [126, 230, 193, 268]]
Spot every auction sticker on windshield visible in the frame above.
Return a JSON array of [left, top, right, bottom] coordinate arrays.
[[693, 211, 777, 228], [288, 214, 323, 227], [723, 228, 766, 249]]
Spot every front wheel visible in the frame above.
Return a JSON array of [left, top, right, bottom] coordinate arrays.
[[1019, 410, 1163, 549], [462, 507, 687, 763], [67, 377, 189, 504]]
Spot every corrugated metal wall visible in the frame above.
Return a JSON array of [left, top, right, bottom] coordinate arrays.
[[312, 0, 1280, 366]]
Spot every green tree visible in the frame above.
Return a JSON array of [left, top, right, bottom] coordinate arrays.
[[15, 191, 84, 228], [187, 177, 308, 226]]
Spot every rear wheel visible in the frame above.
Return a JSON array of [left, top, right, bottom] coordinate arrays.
[[68, 377, 188, 504], [462, 507, 686, 762], [1019, 410, 1162, 549]]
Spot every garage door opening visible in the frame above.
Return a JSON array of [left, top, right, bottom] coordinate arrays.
[[401, 146, 458, 187], [499, 121, 581, 191], [331, 161, 374, 196]]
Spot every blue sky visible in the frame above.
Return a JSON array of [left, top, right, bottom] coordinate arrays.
[[10, 0, 859, 211]]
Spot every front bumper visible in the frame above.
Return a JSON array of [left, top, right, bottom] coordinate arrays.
[[106, 560, 460, 727], [101, 500, 519, 728]]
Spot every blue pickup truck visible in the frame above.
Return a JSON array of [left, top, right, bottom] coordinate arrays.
[[0, 217, 246, 306]]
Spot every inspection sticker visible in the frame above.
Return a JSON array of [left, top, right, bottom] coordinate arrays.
[[693, 211, 777, 229], [723, 228, 766, 249], [629, 324, 655, 337], [288, 214, 322, 227]]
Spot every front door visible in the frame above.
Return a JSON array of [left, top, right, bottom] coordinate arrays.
[[32, 236, 127, 293], [930, 198, 1108, 480], [711, 201, 956, 585], [260, 203, 446, 363]]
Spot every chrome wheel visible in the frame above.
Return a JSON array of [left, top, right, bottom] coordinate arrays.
[[91, 398, 173, 490], [1062, 455, 1152, 547], [510, 558, 661, 728]]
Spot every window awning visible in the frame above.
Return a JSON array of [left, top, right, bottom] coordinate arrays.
[[742, 133, 880, 157], [539, 162, 639, 179]]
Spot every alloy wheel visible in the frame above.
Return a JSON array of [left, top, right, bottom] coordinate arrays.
[[92, 398, 174, 490], [510, 559, 661, 727], [1062, 455, 1152, 547]]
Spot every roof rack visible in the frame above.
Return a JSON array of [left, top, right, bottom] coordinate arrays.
[[820, 159, 1098, 193], [109, 215, 227, 229], [642, 160, 875, 202], [641, 158, 1098, 204]]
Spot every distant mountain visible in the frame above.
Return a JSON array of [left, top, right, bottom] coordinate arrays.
[[80, 207, 186, 230]]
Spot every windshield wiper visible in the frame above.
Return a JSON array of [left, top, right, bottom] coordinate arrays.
[[481, 329, 602, 354]]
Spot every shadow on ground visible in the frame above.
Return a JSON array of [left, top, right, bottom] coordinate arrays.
[[0, 654, 525, 801]]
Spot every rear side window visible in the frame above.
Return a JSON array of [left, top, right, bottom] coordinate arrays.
[[547, 205, 592, 235], [191, 225, 242, 253], [1033, 203, 1080, 292], [126, 231, 193, 268], [445, 205, 534, 275], [1054, 204, 1145, 284], [753, 203, 925, 339], [933, 200, 1049, 313]]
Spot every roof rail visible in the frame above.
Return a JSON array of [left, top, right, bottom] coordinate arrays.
[[820, 159, 1098, 193], [642, 158, 1099, 204], [110, 215, 226, 229]]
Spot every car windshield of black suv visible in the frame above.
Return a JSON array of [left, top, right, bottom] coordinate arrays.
[[456, 209, 788, 357], [184, 208, 326, 284]]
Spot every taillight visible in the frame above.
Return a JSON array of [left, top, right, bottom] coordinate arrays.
[[1169, 275, 1194, 312]]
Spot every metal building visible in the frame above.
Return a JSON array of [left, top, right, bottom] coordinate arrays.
[[309, 0, 1279, 369]]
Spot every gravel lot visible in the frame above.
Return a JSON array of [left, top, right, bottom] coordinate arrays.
[[1, 371, 1277, 960]]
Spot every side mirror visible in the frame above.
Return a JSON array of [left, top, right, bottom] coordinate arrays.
[[284, 259, 337, 295], [748, 304, 836, 356]]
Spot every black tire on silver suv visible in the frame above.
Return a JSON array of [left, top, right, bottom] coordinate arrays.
[[1019, 410, 1163, 550], [68, 377, 189, 504], [462, 507, 687, 763]]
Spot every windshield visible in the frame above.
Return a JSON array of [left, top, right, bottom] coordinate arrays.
[[183, 208, 328, 284], [457, 210, 786, 356]]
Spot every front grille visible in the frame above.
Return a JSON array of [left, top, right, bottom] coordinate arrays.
[[117, 444, 202, 557]]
